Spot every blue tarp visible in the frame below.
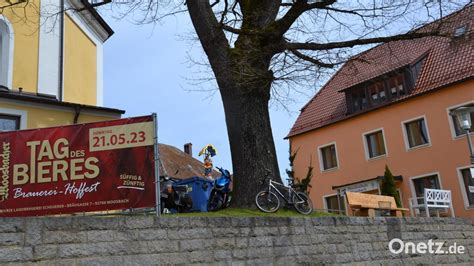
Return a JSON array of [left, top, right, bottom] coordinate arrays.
[[175, 177, 214, 212]]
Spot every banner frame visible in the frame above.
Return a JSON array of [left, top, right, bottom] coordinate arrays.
[[152, 113, 161, 217]]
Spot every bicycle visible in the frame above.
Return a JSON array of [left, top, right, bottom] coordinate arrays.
[[255, 169, 313, 215]]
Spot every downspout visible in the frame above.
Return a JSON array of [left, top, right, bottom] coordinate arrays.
[[58, 0, 65, 101], [73, 106, 81, 124]]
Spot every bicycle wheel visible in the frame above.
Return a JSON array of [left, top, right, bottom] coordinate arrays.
[[255, 190, 280, 213], [293, 192, 313, 215]]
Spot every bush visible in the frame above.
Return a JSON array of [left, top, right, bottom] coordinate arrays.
[[380, 165, 401, 207]]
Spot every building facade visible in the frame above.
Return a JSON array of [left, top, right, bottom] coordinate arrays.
[[0, 0, 123, 131], [287, 6, 474, 219]]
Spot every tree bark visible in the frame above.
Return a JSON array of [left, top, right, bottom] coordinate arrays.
[[186, 0, 283, 208], [220, 87, 281, 208]]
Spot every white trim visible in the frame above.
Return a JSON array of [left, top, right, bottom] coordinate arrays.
[[66, 0, 111, 42], [408, 172, 443, 200], [446, 100, 474, 140], [0, 15, 14, 89], [317, 141, 339, 172], [37, 0, 61, 98], [64, 2, 104, 106], [322, 193, 346, 214], [401, 115, 432, 151], [362, 127, 388, 161], [456, 165, 474, 210], [0, 107, 27, 129]]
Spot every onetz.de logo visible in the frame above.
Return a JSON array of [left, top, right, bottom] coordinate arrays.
[[389, 238, 465, 255]]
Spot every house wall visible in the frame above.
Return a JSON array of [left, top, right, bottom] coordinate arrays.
[[0, 215, 472, 264], [290, 80, 474, 219], [63, 14, 97, 106], [1, 0, 40, 92], [0, 0, 102, 106]]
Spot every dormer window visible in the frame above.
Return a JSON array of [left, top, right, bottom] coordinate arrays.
[[367, 81, 386, 106], [387, 73, 406, 98], [345, 68, 416, 114], [454, 25, 467, 38]]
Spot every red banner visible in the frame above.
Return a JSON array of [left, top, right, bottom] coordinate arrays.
[[0, 115, 156, 217]]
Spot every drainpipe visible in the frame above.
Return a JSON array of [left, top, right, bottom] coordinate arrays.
[[58, 0, 64, 101], [73, 106, 81, 124]]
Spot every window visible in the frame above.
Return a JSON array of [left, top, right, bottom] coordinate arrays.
[[319, 144, 338, 171], [367, 81, 386, 106], [460, 168, 474, 207], [324, 195, 345, 214], [454, 25, 467, 38], [350, 88, 368, 112], [0, 16, 13, 88], [412, 174, 441, 200], [364, 130, 386, 159], [450, 105, 474, 136], [387, 74, 405, 98], [0, 114, 19, 131], [404, 118, 430, 148]]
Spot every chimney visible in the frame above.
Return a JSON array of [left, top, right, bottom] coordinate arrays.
[[184, 143, 192, 156]]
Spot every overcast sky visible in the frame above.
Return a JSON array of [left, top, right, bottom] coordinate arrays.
[[100, 2, 464, 179], [101, 12, 313, 178]]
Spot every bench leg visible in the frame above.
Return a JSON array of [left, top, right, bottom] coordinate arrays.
[[367, 209, 375, 217], [395, 210, 402, 218]]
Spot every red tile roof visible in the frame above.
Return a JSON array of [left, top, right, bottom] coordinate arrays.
[[158, 143, 220, 179], [287, 5, 473, 138]]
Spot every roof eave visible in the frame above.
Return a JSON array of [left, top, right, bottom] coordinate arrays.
[[0, 91, 125, 116], [286, 76, 474, 139]]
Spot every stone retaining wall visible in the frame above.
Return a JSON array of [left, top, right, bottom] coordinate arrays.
[[0, 216, 472, 264]]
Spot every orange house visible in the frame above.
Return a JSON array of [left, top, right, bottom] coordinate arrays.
[[287, 6, 474, 219]]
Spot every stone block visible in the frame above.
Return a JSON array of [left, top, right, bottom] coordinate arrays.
[[0, 246, 33, 262], [43, 231, 87, 244], [0, 218, 24, 233], [0, 232, 23, 246], [234, 238, 248, 249], [180, 239, 213, 252]]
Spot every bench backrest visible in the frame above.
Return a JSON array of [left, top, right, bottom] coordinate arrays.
[[424, 189, 452, 207], [346, 192, 397, 209]]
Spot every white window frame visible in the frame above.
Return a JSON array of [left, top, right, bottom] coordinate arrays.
[[446, 100, 474, 140], [0, 15, 14, 89], [401, 115, 431, 151], [362, 128, 388, 161], [317, 142, 339, 172], [0, 108, 27, 130], [456, 165, 474, 210], [409, 172, 443, 200], [322, 193, 347, 214]]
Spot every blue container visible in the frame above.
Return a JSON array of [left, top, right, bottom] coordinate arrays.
[[174, 177, 214, 212]]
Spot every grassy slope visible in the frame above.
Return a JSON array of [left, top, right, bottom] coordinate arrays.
[[164, 208, 337, 218]]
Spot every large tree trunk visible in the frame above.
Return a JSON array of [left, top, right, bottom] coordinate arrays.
[[185, 0, 282, 208], [220, 88, 281, 208]]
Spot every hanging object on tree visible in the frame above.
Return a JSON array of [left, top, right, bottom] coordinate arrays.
[[199, 144, 218, 179]]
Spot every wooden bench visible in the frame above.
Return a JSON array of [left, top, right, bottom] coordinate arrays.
[[346, 192, 409, 217]]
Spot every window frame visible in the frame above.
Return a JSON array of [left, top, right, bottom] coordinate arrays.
[[446, 100, 474, 139], [409, 172, 443, 201], [0, 108, 26, 130], [322, 193, 346, 215], [0, 15, 14, 89], [457, 165, 474, 210], [401, 115, 431, 151], [317, 142, 340, 172], [0, 114, 20, 131], [362, 128, 388, 161]]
